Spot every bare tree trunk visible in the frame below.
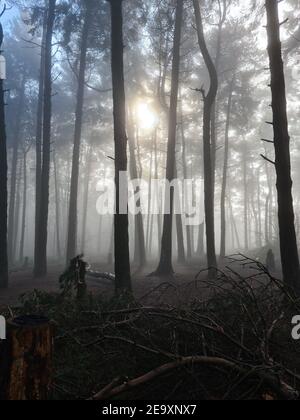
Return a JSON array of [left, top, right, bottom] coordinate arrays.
[[228, 189, 241, 250], [107, 0, 131, 292], [174, 164, 186, 264], [128, 109, 146, 268], [266, 0, 300, 294], [193, 0, 218, 277], [180, 101, 192, 260], [8, 76, 25, 266], [196, 222, 204, 259], [146, 133, 154, 254], [34, 9, 47, 274], [257, 168, 263, 248], [220, 76, 234, 260], [81, 144, 92, 254], [243, 142, 249, 252], [0, 24, 8, 288], [154, 128, 162, 254], [153, 0, 183, 276], [66, 0, 93, 263], [19, 150, 28, 264], [53, 150, 61, 259], [13, 162, 22, 263], [34, 0, 56, 278]]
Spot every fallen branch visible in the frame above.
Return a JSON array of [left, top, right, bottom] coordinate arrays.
[[90, 356, 298, 401]]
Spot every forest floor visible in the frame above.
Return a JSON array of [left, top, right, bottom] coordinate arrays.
[[2, 257, 298, 401], [0, 261, 223, 308]]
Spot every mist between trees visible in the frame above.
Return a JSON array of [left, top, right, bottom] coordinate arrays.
[[0, 0, 298, 295]]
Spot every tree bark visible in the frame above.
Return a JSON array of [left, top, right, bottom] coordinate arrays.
[[180, 101, 192, 260], [0, 316, 54, 400], [53, 150, 61, 259], [13, 161, 22, 262], [154, 0, 183, 276], [128, 109, 146, 268], [34, 0, 56, 278], [66, 0, 93, 263], [34, 9, 47, 274], [19, 150, 28, 264], [7, 76, 25, 266], [243, 142, 249, 251], [81, 144, 92, 254], [107, 0, 131, 292], [266, 0, 300, 294], [220, 77, 234, 260], [193, 0, 218, 277], [0, 24, 8, 288]]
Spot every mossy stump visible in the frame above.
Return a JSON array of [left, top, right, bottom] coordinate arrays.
[[0, 315, 54, 400]]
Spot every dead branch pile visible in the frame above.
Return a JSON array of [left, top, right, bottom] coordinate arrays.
[[17, 256, 300, 400]]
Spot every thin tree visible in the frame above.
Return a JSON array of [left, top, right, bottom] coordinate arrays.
[[7, 75, 25, 266], [66, 0, 93, 263], [19, 144, 31, 264], [34, 8, 47, 273], [34, 0, 56, 278], [128, 108, 146, 268], [265, 0, 300, 294], [193, 0, 218, 277], [220, 76, 234, 260], [107, 0, 131, 293], [0, 18, 8, 288], [153, 0, 184, 276]]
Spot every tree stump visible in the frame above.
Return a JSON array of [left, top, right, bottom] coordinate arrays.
[[0, 315, 54, 400]]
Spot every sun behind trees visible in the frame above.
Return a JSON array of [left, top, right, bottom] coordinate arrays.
[[0, 0, 299, 296], [2, 0, 300, 403]]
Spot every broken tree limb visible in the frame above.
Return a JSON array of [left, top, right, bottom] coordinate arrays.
[[90, 356, 298, 401]]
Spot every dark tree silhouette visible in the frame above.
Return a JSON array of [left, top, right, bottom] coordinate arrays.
[[34, 0, 56, 278], [266, 0, 300, 295], [193, 0, 218, 277], [107, 0, 131, 293], [34, 9, 47, 273], [0, 20, 8, 288], [66, 0, 94, 263], [153, 0, 183, 276], [220, 76, 234, 260]]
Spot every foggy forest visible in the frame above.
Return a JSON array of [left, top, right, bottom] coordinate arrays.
[[1, 0, 300, 402]]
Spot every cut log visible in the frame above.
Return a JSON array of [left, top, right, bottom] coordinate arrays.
[[0, 315, 54, 400]]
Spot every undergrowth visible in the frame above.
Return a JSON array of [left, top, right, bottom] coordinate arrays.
[[14, 256, 300, 400]]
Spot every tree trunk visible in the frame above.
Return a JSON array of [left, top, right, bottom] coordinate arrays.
[[0, 316, 54, 400], [266, 0, 300, 294], [257, 168, 263, 248], [154, 0, 183, 276], [180, 101, 192, 260], [128, 110, 146, 268], [193, 0, 218, 277], [34, 9, 47, 275], [174, 164, 186, 264], [7, 76, 25, 266], [53, 150, 61, 259], [107, 0, 131, 292], [0, 25, 8, 288], [13, 161, 22, 263], [243, 142, 249, 251], [19, 151, 28, 264], [81, 145, 92, 254], [34, 0, 56, 278], [220, 77, 234, 260], [66, 0, 93, 263]]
